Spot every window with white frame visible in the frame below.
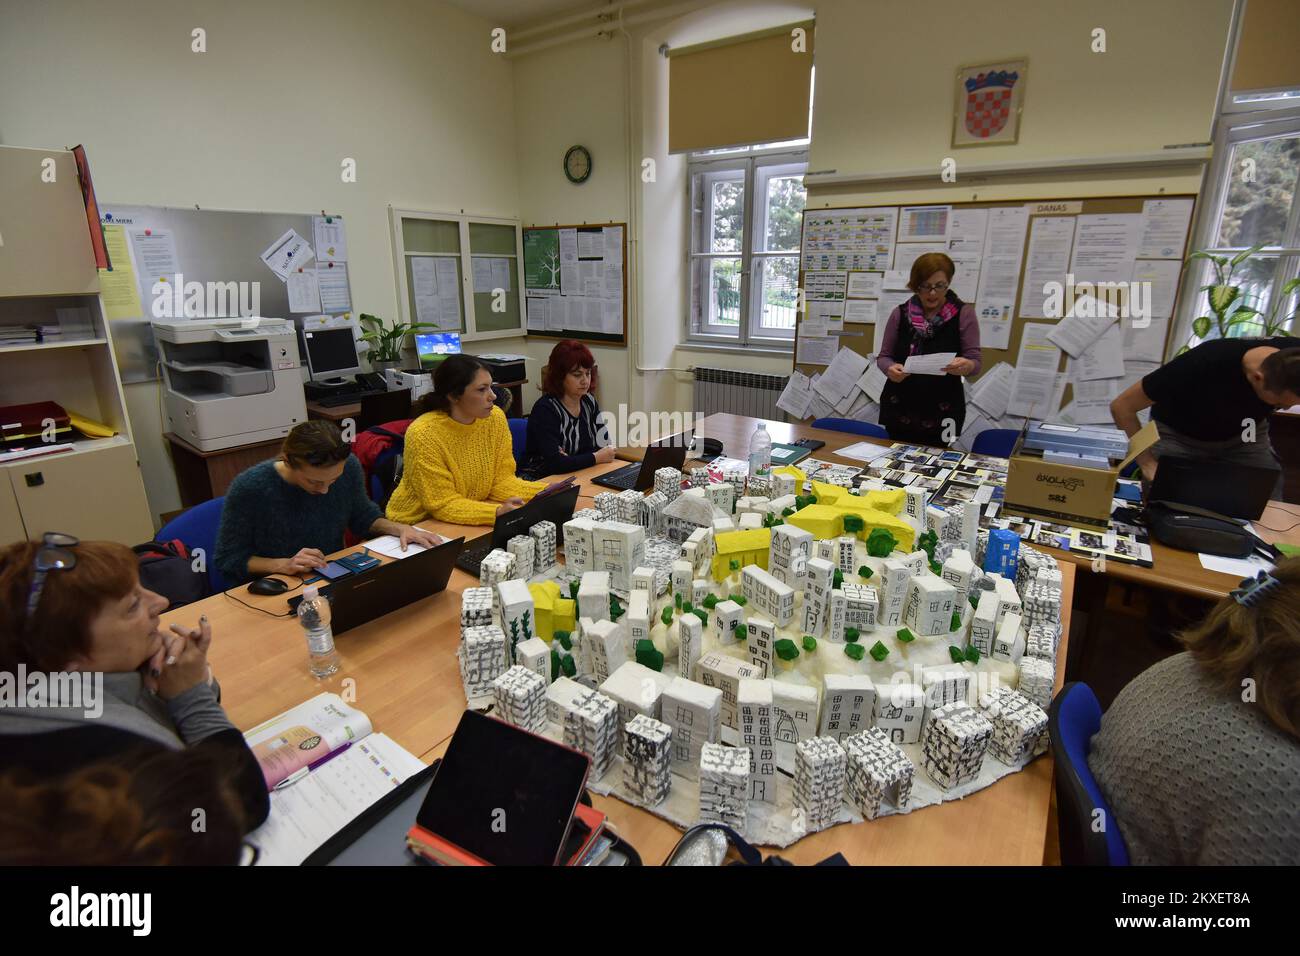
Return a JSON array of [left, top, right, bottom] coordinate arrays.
[[687, 147, 808, 348]]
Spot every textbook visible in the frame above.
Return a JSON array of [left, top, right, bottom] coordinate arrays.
[[244, 694, 427, 866]]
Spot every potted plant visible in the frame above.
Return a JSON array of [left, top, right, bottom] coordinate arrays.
[[358, 313, 438, 373], [1182, 243, 1299, 353]]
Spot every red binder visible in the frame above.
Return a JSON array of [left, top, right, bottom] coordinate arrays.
[[0, 402, 72, 444]]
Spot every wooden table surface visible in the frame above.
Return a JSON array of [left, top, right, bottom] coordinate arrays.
[[673, 414, 1300, 601], [169, 454, 1074, 866]]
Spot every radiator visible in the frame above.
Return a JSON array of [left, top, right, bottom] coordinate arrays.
[[693, 367, 789, 421]]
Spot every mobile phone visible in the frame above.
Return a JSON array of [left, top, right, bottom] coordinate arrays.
[[318, 561, 353, 581]]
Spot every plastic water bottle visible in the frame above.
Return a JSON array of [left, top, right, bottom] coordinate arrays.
[[748, 422, 772, 478], [298, 586, 340, 678]]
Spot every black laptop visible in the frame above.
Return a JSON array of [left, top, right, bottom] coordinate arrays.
[[1148, 456, 1279, 521], [591, 441, 689, 492], [287, 536, 464, 635], [455, 484, 581, 576]]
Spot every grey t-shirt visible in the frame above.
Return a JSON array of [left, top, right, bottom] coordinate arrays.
[[1088, 652, 1300, 865]]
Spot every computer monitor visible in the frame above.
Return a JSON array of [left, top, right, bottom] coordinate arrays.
[[415, 332, 461, 370], [304, 325, 363, 383]]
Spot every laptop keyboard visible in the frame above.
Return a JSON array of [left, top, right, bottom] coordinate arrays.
[[595, 464, 641, 490], [455, 542, 494, 576]]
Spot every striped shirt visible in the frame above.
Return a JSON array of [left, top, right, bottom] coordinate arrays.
[[524, 393, 606, 476]]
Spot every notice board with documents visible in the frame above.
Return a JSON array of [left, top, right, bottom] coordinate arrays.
[[786, 194, 1196, 436], [523, 222, 627, 346]]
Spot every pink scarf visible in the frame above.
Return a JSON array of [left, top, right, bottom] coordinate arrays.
[[905, 293, 961, 354]]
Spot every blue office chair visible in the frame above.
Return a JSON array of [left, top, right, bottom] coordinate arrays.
[[156, 497, 232, 595], [970, 428, 1019, 458], [1048, 682, 1130, 866], [508, 417, 529, 469], [811, 418, 888, 439]]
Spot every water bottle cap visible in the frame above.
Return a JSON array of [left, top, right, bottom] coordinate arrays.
[[303, 585, 319, 599]]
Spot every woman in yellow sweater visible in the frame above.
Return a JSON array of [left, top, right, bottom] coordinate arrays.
[[386, 355, 546, 526]]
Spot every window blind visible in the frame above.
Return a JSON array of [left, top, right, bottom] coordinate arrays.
[[1230, 0, 1300, 93]]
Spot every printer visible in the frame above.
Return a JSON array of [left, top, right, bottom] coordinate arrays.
[[153, 317, 307, 451]]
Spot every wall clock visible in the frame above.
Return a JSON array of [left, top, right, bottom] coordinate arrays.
[[564, 145, 592, 184]]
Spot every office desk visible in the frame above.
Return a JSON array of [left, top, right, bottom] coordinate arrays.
[[165, 432, 283, 508], [170, 455, 1070, 865]]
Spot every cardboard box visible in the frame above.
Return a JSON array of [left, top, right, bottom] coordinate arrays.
[[1003, 421, 1156, 529]]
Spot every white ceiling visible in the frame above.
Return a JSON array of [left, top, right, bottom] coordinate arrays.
[[441, 0, 624, 31]]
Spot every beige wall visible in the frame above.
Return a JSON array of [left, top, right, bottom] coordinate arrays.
[[0, 0, 518, 524]]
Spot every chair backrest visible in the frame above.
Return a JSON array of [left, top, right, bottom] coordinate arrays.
[[970, 428, 1019, 458], [356, 389, 415, 432], [810, 417, 888, 439], [156, 497, 231, 594], [508, 417, 529, 469], [1048, 682, 1130, 866]]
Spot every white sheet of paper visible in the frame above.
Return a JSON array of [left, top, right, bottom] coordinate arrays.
[[364, 535, 431, 560], [883, 269, 911, 291], [1047, 305, 1116, 358], [899, 205, 951, 242], [852, 401, 881, 425], [847, 272, 883, 298], [805, 271, 848, 300], [843, 298, 877, 325], [526, 295, 548, 331], [1019, 217, 1076, 318], [434, 258, 460, 328], [797, 334, 839, 365], [808, 392, 835, 421], [1008, 323, 1062, 418], [317, 262, 351, 313], [1138, 198, 1194, 259], [1071, 377, 1121, 424], [1122, 312, 1170, 363], [411, 257, 439, 326], [577, 230, 602, 258], [1198, 551, 1275, 577], [312, 215, 348, 262], [604, 225, 623, 259], [1070, 214, 1141, 284], [892, 243, 947, 278], [491, 257, 512, 293], [834, 440, 890, 462], [776, 370, 815, 419], [260, 229, 315, 282], [128, 227, 180, 307], [947, 252, 982, 301], [903, 351, 956, 375], [472, 257, 495, 293], [1130, 257, 1181, 320], [559, 228, 579, 294], [806, 300, 845, 331], [971, 362, 1014, 419], [949, 208, 989, 247], [974, 206, 1029, 348], [878, 288, 912, 323], [1073, 324, 1125, 381], [813, 347, 870, 402], [287, 270, 322, 313], [856, 360, 888, 402], [579, 259, 603, 296], [834, 385, 862, 416]]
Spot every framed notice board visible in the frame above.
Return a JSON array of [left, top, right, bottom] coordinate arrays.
[[523, 222, 627, 346], [793, 194, 1196, 426]]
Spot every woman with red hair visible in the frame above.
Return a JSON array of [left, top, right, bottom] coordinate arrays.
[[524, 340, 616, 477]]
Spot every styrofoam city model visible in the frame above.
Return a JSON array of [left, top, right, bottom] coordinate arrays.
[[456, 461, 1064, 844]]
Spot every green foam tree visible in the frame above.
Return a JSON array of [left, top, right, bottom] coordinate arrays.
[[866, 528, 897, 558], [965, 645, 980, 664], [896, 627, 915, 644], [569, 580, 579, 601], [774, 639, 800, 662], [858, 565, 874, 580], [692, 608, 709, 627], [844, 642, 865, 662], [609, 596, 624, 620], [832, 568, 844, 589], [949, 645, 966, 664], [555, 630, 572, 651], [802, 635, 818, 653], [732, 621, 745, 641], [731, 594, 747, 606], [636, 639, 664, 671], [560, 653, 577, 677], [844, 627, 860, 643], [550, 649, 562, 681], [842, 514, 865, 535], [682, 600, 693, 613], [950, 611, 962, 632], [868, 641, 890, 662], [729, 559, 740, 572], [674, 592, 682, 610], [661, 605, 674, 626], [782, 507, 796, 518], [702, 594, 719, 609]]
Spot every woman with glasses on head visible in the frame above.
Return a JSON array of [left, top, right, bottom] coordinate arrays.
[[523, 340, 616, 479], [0, 535, 270, 838], [214, 420, 441, 584], [877, 252, 982, 447]]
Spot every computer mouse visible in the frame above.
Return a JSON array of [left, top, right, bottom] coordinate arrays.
[[248, 577, 290, 596]]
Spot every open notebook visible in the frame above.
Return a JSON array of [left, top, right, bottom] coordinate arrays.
[[244, 694, 427, 866]]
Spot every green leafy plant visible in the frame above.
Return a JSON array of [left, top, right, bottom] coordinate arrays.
[[358, 312, 439, 363], [1183, 244, 1300, 352]]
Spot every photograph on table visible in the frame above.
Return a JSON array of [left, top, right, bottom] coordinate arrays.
[[963, 454, 1010, 473]]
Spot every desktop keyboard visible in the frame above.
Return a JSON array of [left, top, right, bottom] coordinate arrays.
[[592, 462, 642, 490], [315, 389, 390, 408]]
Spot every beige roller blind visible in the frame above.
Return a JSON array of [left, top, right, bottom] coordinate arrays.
[[1230, 0, 1300, 93], [669, 20, 814, 154]]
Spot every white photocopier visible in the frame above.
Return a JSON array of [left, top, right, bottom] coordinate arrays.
[[152, 317, 307, 451]]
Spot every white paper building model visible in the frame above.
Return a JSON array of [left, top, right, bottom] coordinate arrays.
[[678, 612, 703, 678], [903, 549, 928, 578], [712, 516, 736, 535], [631, 566, 656, 595], [745, 617, 776, 677], [772, 681, 819, 772], [922, 666, 972, 714], [692, 578, 709, 606], [459, 625, 508, 708], [737, 512, 763, 530], [827, 588, 847, 643], [878, 558, 912, 627], [671, 559, 693, 598], [614, 489, 643, 524], [698, 743, 750, 832], [1023, 578, 1062, 629], [770, 524, 813, 575], [530, 520, 558, 573], [594, 491, 618, 520], [921, 701, 993, 791], [992, 611, 1025, 664], [562, 517, 596, 574], [479, 549, 518, 611], [546, 675, 589, 725], [737, 679, 777, 803], [492, 665, 548, 733], [497, 579, 536, 660], [844, 727, 915, 820], [654, 466, 683, 502], [688, 467, 711, 488], [592, 522, 646, 592], [833, 535, 856, 575], [623, 714, 673, 806], [903, 574, 957, 637], [767, 494, 797, 518], [735, 495, 769, 517], [662, 677, 722, 780], [578, 571, 611, 622], [515, 636, 551, 685], [978, 686, 1049, 764], [627, 590, 651, 651], [940, 550, 975, 609], [742, 565, 794, 627], [745, 473, 772, 499], [969, 590, 999, 657], [506, 534, 536, 580], [873, 683, 925, 744], [662, 489, 721, 543], [585, 618, 628, 685], [714, 599, 744, 643], [642, 539, 676, 594], [842, 583, 878, 632], [904, 486, 928, 526], [819, 673, 876, 743], [772, 473, 797, 498], [802, 557, 835, 636], [993, 575, 1023, 628], [460, 587, 494, 630], [695, 652, 761, 729], [793, 736, 847, 832], [639, 490, 668, 535], [1015, 547, 1057, 590], [1017, 656, 1054, 711], [600, 661, 671, 747], [704, 481, 734, 515], [564, 690, 620, 779], [1025, 621, 1060, 662]]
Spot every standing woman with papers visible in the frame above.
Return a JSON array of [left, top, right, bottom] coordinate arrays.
[[877, 252, 982, 446], [386, 355, 547, 526]]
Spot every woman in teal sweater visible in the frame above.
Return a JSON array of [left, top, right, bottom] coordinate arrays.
[[214, 421, 439, 584]]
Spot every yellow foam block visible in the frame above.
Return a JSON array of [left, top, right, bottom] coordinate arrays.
[[528, 580, 561, 642], [811, 480, 848, 504], [787, 503, 915, 551], [862, 487, 906, 516], [773, 465, 806, 481], [710, 527, 771, 581], [785, 504, 843, 540]]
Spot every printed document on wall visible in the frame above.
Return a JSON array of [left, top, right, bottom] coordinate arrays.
[[318, 262, 352, 313], [899, 206, 951, 243], [1070, 214, 1140, 284], [974, 207, 1029, 348], [128, 227, 180, 304], [1007, 323, 1062, 418], [1137, 198, 1194, 259], [558, 228, 579, 294], [797, 334, 839, 365], [1130, 258, 1180, 319], [99, 225, 143, 320], [312, 215, 348, 262], [287, 270, 322, 313], [847, 271, 883, 299], [1019, 217, 1076, 318], [260, 229, 315, 282]]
